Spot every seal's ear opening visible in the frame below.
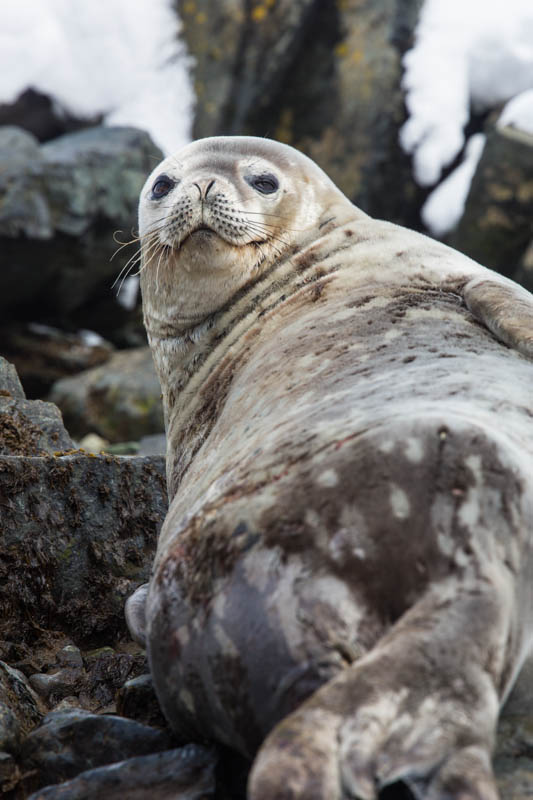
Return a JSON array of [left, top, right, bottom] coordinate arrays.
[[379, 782, 417, 800]]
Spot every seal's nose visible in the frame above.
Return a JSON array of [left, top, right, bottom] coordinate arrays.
[[193, 178, 216, 200]]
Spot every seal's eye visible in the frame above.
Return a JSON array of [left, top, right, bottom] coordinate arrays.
[[247, 173, 279, 194], [151, 175, 174, 199]]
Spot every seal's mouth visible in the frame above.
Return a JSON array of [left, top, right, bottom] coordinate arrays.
[[181, 225, 216, 245]]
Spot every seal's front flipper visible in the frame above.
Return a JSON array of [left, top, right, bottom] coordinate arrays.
[[464, 276, 533, 359], [125, 582, 149, 646], [249, 577, 506, 800]]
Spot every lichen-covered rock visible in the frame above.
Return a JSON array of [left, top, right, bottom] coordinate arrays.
[[0, 355, 75, 455], [0, 355, 25, 400], [0, 125, 162, 340], [26, 744, 217, 800], [48, 347, 164, 442], [449, 125, 533, 288], [0, 452, 167, 644], [178, 0, 424, 225]]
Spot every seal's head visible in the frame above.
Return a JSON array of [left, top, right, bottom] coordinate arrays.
[[138, 136, 354, 334]]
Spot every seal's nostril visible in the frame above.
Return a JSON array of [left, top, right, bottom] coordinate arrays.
[[193, 179, 216, 200]]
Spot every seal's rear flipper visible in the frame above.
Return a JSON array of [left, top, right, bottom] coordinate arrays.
[[249, 576, 506, 800], [464, 277, 533, 360], [125, 582, 149, 646]]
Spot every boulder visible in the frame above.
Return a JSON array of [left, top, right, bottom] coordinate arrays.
[[0, 125, 162, 342], [448, 125, 533, 289], [0, 356, 167, 645], [48, 347, 164, 443], [25, 744, 217, 800], [20, 709, 173, 785], [0, 451, 167, 645]]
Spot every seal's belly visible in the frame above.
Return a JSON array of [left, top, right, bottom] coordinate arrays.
[[147, 287, 533, 757]]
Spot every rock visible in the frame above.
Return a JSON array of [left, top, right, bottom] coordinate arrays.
[[80, 647, 147, 711], [57, 646, 83, 670], [116, 673, 168, 730], [20, 709, 174, 786], [26, 744, 217, 800], [138, 433, 166, 457], [0, 661, 44, 755], [0, 125, 41, 163], [448, 125, 533, 289], [0, 125, 162, 341], [0, 750, 19, 794], [0, 354, 74, 455], [78, 433, 110, 454], [105, 441, 140, 455], [0, 323, 114, 398], [179, 0, 424, 225], [48, 347, 164, 443], [0, 451, 167, 645], [0, 395, 74, 456], [29, 669, 84, 702], [0, 89, 102, 143], [0, 355, 25, 399]]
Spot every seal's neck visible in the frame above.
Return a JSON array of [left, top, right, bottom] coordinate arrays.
[[143, 203, 367, 495]]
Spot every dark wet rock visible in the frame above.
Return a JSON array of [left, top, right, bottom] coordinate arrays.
[[0, 452, 167, 645], [29, 669, 85, 702], [26, 744, 217, 800], [0, 323, 114, 398], [81, 646, 147, 711], [116, 673, 168, 730], [0, 125, 161, 341], [449, 125, 533, 289], [48, 346, 164, 443], [21, 709, 174, 786], [0, 89, 102, 144], [0, 661, 44, 754], [179, 0, 424, 225], [0, 750, 19, 794], [57, 645, 83, 670]]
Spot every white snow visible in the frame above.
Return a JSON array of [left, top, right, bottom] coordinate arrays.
[[498, 89, 533, 136], [116, 275, 140, 310], [421, 133, 485, 237], [1, 0, 532, 242], [0, 0, 193, 155], [401, 0, 533, 187]]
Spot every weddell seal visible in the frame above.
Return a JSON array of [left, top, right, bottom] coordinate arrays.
[[128, 135, 533, 800]]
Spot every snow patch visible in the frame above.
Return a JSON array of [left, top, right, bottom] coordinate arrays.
[[401, 0, 533, 186], [0, 0, 193, 154], [421, 133, 486, 237], [498, 89, 533, 136]]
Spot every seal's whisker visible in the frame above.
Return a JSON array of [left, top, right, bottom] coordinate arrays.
[[243, 221, 291, 248], [112, 248, 142, 290], [112, 233, 161, 289], [113, 235, 163, 292]]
